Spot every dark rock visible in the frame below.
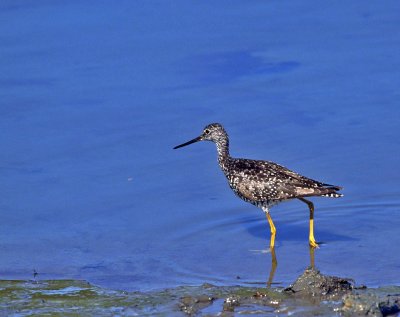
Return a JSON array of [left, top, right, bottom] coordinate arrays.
[[379, 295, 400, 316]]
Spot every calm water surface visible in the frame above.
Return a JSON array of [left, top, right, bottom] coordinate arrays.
[[1, 1, 399, 291]]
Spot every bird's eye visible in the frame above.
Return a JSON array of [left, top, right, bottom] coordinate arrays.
[[204, 129, 210, 134]]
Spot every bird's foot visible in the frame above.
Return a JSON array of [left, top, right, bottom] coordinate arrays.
[[309, 239, 319, 248]]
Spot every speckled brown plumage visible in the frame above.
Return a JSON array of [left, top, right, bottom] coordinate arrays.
[[223, 158, 342, 207], [174, 123, 343, 248]]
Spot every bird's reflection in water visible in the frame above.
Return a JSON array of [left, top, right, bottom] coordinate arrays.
[[309, 246, 316, 270], [266, 246, 317, 287], [267, 246, 278, 287]]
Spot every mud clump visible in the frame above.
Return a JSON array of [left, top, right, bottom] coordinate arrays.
[[284, 267, 354, 300], [1, 275, 400, 316], [179, 294, 214, 315], [342, 292, 400, 316], [177, 284, 282, 316], [222, 295, 240, 312]]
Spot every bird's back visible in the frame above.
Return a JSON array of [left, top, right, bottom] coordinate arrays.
[[223, 158, 342, 206]]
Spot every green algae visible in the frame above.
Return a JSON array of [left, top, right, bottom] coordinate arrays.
[[0, 279, 399, 316], [0, 280, 288, 316], [0, 280, 149, 316]]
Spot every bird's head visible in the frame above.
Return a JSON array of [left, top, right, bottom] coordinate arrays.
[[173, 123, 228, 149]]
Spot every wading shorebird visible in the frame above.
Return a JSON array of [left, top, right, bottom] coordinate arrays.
[[173, 123, 343, 248]]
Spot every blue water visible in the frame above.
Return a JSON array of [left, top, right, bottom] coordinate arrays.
[[1, 1, 399, 291]]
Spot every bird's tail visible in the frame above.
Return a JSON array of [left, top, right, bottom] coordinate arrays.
[[321, 192, 343, 198], [320, 184, 343, 198]]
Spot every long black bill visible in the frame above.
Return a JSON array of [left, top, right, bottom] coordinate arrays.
[[173, 136, 202, 149]]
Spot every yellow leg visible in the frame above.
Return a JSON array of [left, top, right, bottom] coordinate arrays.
[[309, 215, 319, 248], [266, 212, 277, 249], [298, 198, 319, 248]]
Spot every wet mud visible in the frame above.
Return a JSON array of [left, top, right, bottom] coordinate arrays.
[[1, 269, 399, 316]]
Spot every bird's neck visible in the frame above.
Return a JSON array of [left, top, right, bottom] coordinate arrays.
[[216, 139, 230, 169]]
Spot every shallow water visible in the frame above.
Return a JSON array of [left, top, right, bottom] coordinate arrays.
[[1, 0, 400, 293]]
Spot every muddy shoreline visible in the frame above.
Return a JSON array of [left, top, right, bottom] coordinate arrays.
[[1, 268, 399, 316]]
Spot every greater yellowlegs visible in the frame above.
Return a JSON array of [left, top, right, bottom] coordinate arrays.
[[174, 123, 343, 248]]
